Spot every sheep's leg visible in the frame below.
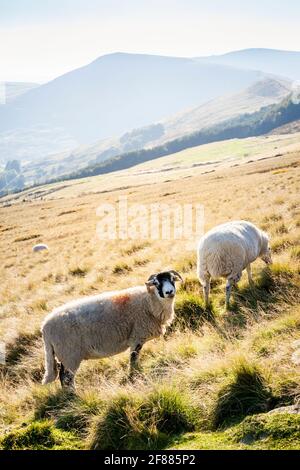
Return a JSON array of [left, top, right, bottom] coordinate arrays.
[[129, 343, 143, 376], [202, 274, 211, 308], [226, 272, 242, 309], [59, 363, 75, 390], [225, 279, 233, 310], [246, 264, 254, 286]]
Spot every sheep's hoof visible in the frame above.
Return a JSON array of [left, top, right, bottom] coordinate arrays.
[[61, 383, 76, 393], [127, 368, 144, 383], [120, 374, 136, 385]]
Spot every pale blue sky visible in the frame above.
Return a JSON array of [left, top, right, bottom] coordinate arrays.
[[1, 0, 300, 82]]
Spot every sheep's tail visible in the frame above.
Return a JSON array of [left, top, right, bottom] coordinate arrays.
[[42, 332, 58, 385]]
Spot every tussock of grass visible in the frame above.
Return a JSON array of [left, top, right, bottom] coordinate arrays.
[[30, 298, 48, 312], [290, 246, 300, 260], [113, 262, 132, 275], [69, 265, 89, 277], [58, 210, 77, 216], [263, 214, 283, 223], [133, 258, 149, 267], [88, 394, 156, 450], [33, 388, 76, 421], [256, 262, 297, 291], [211, 359, 274, 428], [55, 393, 104, 435], [88, 387, 196, 450], [14, 234, 41, 242], [271, 236, 298, 253], [121, 242, 150, 256], [179, 276, 200, 294], [174, 293, 213, 330], [275, 223, 289, 234], [0, 420, 81, 450]]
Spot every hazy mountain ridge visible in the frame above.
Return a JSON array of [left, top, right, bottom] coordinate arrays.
[[158, 78, 291, 142], [23, 77, 290, 184], [197, 48, 300, 80], [0, 52, 265, 163], [1, 48, 300, 190], [0, 82, 40, 104]]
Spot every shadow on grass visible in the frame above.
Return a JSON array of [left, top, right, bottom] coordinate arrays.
[[221, 265, 299, 333], [4, 331, 41, 366], [34, 388, 76, 421], [239, 266, 296, 306]]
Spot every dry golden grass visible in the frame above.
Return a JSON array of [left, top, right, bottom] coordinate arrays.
[[0, 145, 299, 449]]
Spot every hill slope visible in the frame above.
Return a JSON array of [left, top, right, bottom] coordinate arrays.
[[0, 53, 264, 152], [269, 119, 300, 135], [159, 78, 291, 142], [55, 90, 300, 181], [0, 82, 39, 104], [19, 78, 291, 185], [197, 48, 300, 80]]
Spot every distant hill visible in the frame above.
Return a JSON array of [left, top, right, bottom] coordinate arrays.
[[0, 82, 39, 104], [0, 53, 264, 151], [197, 48, 300, 80], [58, 91, 300, 181], [27, 77, 290, 183], [159, 78, 291, 143], [2, 49, 298, 184]]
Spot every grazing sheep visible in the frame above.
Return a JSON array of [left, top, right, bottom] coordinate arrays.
[[33, 244, 49, 252], [41, 270, 182, 389], [197, 220, 272, 309]]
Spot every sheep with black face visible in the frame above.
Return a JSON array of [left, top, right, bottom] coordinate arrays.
[[41, 270, 182, 389]]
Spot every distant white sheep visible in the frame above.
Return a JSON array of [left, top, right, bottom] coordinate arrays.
[[197, 220, 272, 309], [33, 244, 49, 252], [41, 270, 182, 389]]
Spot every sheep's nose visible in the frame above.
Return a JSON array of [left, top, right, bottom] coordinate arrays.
[[165, 290, 175, 297]]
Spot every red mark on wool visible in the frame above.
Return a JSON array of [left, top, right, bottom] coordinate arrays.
[[113, 294, 130, 307]]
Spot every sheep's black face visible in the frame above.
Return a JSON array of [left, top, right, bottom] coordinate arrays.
[[146, 270, 183, 299]]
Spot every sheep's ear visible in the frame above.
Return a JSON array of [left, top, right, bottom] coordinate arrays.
[[169, 270, 183, 282], [146, 274, 158, 287], [145, 275, 158, 293]]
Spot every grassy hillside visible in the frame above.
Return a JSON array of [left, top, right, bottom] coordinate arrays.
[[2, 132, 300, 202], [0, 148, 299, 450], [13, 78, 291, 187], [51, 92, 300, 182], [160, 78, 291, 142], [133, 133, 300, 174]]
